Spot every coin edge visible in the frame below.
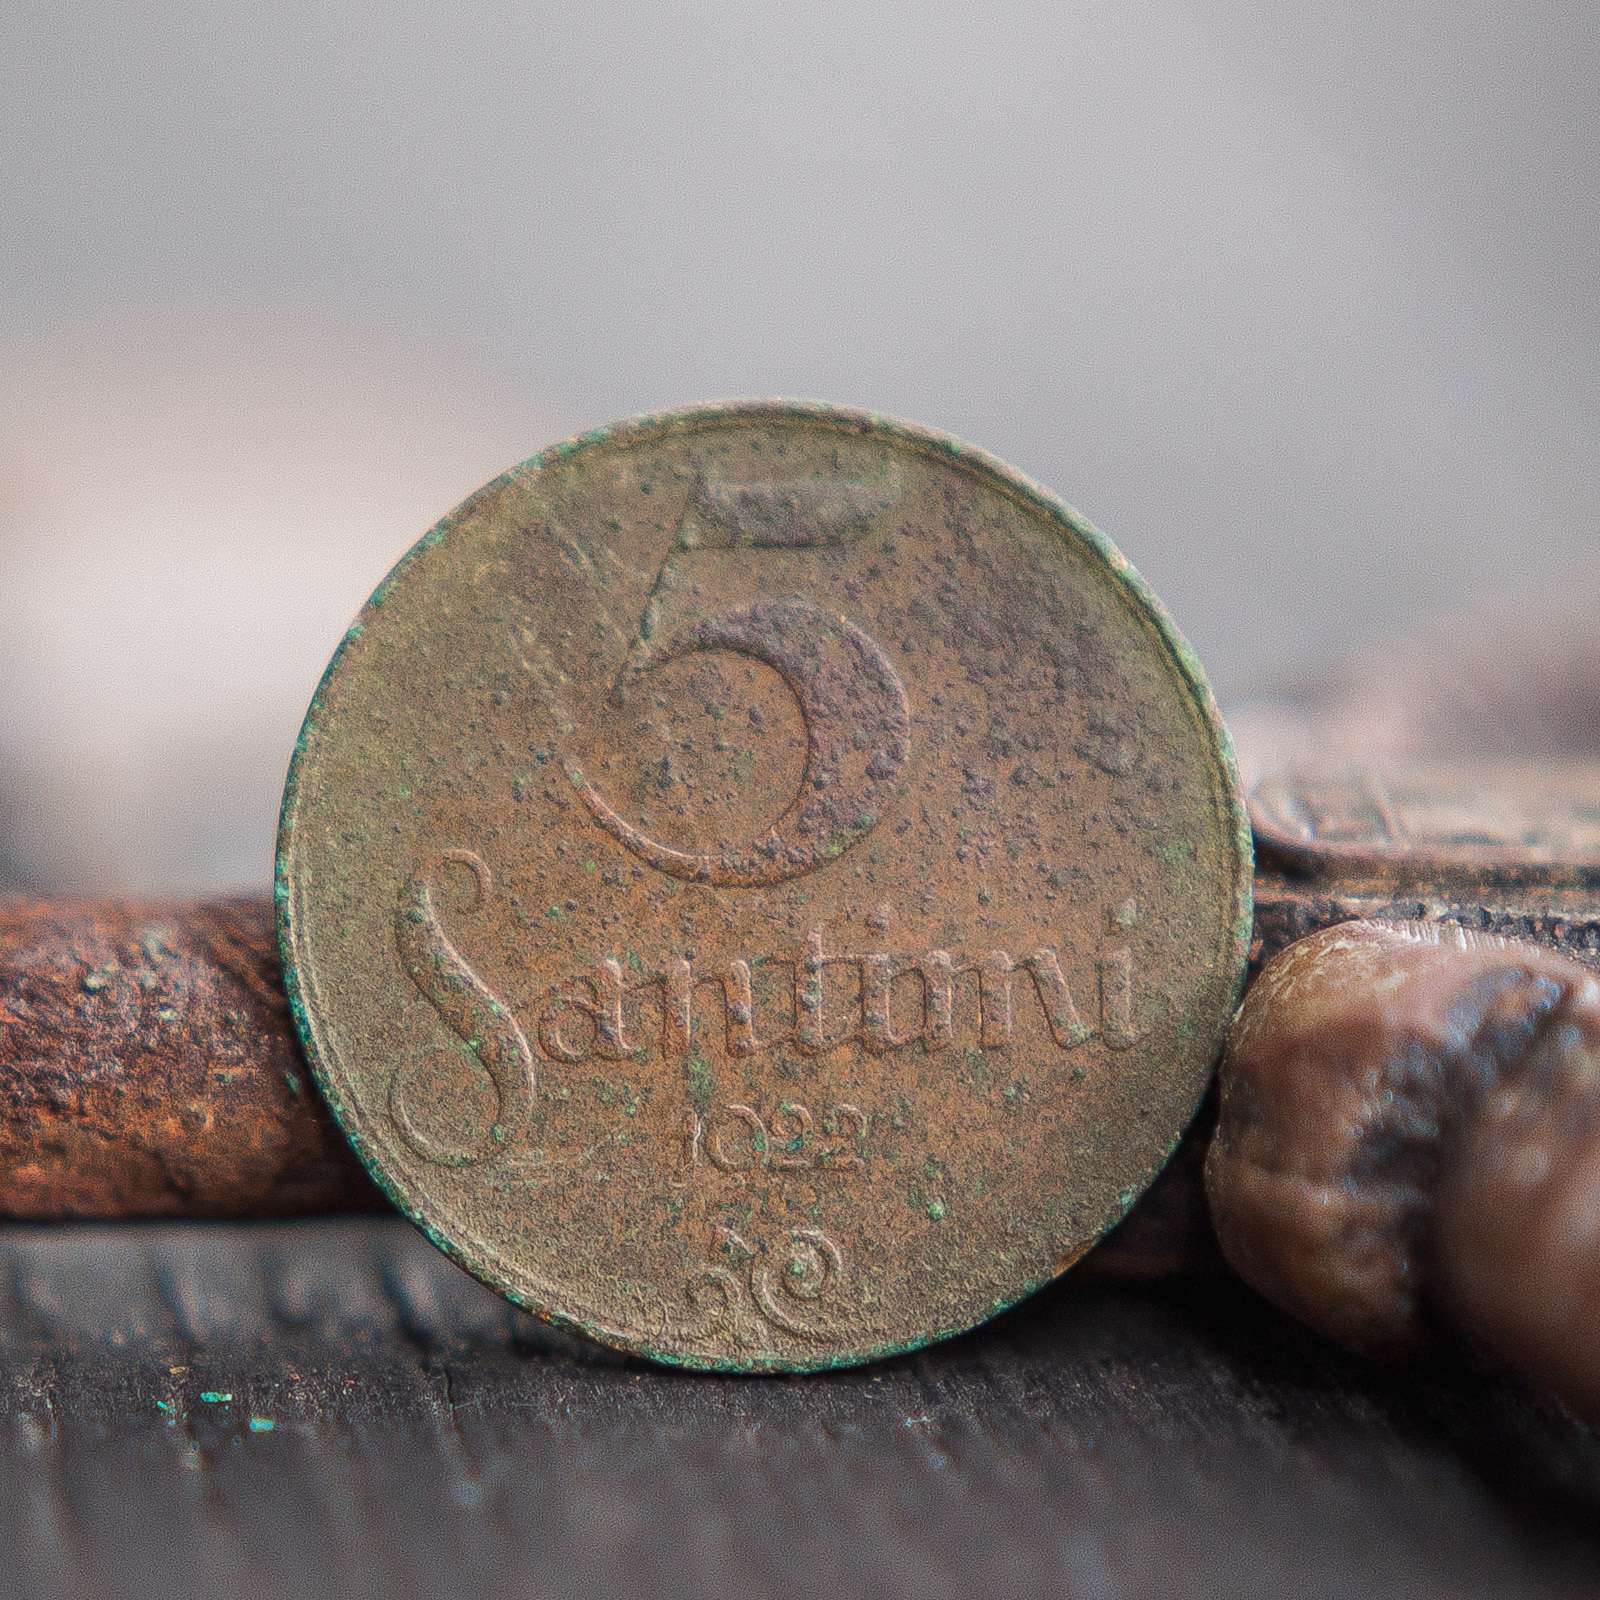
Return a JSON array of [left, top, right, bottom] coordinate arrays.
[[274, 397, 1255, 1372]]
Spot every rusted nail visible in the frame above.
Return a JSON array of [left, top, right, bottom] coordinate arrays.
[[0, 895, 382, 1219]]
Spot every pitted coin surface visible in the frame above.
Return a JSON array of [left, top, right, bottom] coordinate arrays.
[[278, 401, 1251, 1370]]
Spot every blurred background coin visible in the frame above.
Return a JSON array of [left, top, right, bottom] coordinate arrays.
[[277, 401, 1252, 1370]]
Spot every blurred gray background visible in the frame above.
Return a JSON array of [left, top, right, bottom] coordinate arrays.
[[1, 0, 1595, 893]]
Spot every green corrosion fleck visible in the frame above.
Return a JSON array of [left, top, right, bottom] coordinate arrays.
[[248, 1417, 275, 1433], [686, 1057, 713, 1110], [200, 1391, 232, 1404]]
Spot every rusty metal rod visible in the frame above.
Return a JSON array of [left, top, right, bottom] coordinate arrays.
[[0, 895, 383, 1218]]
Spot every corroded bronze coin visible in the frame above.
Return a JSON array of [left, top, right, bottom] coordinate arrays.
[[278, 401, 1251, 1370]]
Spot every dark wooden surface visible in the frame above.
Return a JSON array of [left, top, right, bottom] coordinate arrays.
[[2, 1217, 1598, 1599]]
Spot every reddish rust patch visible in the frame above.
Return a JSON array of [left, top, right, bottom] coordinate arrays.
[[0, 895, 381, 1219]]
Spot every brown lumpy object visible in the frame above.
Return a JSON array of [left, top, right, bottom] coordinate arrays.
[[0, 895, 383, 1218], [1206, 918, 1600, 1360], [1434, 1006, 1600, 1422]]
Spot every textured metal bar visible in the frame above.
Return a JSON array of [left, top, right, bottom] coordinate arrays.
[[0, 895, 382, 1218]]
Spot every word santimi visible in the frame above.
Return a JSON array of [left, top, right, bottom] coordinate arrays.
[[536, 926, 1142, 1066]]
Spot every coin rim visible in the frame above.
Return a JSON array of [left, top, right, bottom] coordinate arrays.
[[276, 397, 1254, 1371]]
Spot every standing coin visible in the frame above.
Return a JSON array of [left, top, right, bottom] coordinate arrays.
[[278, 401, 1250, 1370]]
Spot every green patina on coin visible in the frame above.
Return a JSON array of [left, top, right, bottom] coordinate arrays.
[[277, 400, 1251, 1372]]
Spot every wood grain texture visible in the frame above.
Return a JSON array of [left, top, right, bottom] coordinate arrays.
[[1, 1217, 1598, 1599]]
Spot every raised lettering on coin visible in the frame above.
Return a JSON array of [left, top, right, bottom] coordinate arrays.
[[391, 850, 536, 1163], [568, 596, 911, 886], [280, 401, 1250, 1372]]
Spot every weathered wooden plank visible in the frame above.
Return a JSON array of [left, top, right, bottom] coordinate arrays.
[[0, 1218, 1595, 1598]]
